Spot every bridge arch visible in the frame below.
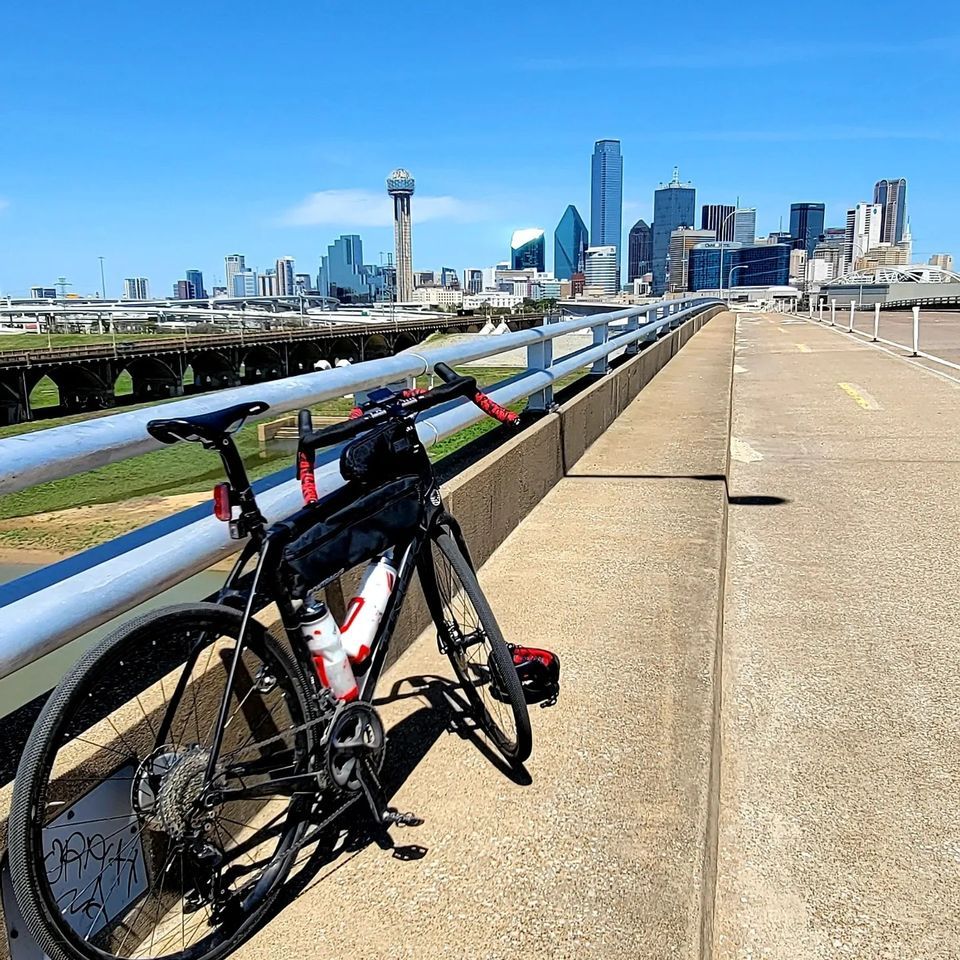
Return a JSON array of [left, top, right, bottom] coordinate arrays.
[[362, 334, 391, 361], [115, 357, 182, 403], [240, 345, 284, 384], [44, 365, 113, 413], [187, 351, 240, 392], [289, 341, 327, 375], [394, 332, 418, 353], [330, 338, 359, 365]]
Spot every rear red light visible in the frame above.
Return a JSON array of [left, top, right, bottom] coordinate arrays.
[[213, 483, 232, 521]]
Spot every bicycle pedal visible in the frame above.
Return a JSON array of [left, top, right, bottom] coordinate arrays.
[[385, 808, 423, 828]]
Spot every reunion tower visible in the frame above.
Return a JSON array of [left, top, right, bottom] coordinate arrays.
[[386, 168, 415, 302]]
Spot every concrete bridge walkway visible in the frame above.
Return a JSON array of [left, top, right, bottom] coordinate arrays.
[[234, 310, 959, 959]]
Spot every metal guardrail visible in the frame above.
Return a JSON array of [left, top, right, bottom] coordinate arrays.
[[0, 296, 719, 681], [806, 301, 960, 373]]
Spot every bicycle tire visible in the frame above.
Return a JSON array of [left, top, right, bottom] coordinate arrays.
[[428, 532, 532, 764], [9, 603, 317, 960]]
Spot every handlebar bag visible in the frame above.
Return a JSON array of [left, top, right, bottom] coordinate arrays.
[[276, 475, 423, 599], [340, 419, 423, 485]]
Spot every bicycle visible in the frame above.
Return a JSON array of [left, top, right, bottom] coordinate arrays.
[[8, 363, 533, 960]]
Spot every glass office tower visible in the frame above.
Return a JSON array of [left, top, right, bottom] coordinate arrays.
[[554, 205, 588, 279], [590, 140, 623, 283], [652, 170, 696, 294]]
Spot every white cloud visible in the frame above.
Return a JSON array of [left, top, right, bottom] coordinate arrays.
[[280, 189, 488, 227]]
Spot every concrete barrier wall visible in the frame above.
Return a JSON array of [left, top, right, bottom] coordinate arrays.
[[0, 306, 722, 958]]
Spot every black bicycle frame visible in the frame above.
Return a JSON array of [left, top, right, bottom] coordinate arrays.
[[198, 474, 457, 802]]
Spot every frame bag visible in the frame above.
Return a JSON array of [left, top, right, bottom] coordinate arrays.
[[278, 475, 422, 598]]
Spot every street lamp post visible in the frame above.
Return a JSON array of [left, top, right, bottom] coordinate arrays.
[[728, 264, 749, 302], [716, 206, 739, 301], [98, 257, 106, 300]]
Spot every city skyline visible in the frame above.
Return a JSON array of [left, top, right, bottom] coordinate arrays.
[[0, 2, 955, 295]]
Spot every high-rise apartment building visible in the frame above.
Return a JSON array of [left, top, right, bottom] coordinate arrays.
[[873, 178, 907, 244], [668, 228, 715, 292], [701, 205, 736, 242], [224, 254, 244, 293], [554, 205, 588, 280], [789, 203, 826, 257], [583, 246, 619, 295], [590, 140, 623, 282], [463, 268, 483, 294], [185, 269, 205, 299], [122, 277, 150, 300], [231, 269, 258, 297], [173, 279, 195, 299], [733, 208, 756, 245], [275, 257, 295, 296], [930, 253, 954, 271], [844, 203, 882, 272], [387, 169, 415, 301], [627, 219, 652, 281], [511, 228, 546, 271], [652, 169, 696, 294]]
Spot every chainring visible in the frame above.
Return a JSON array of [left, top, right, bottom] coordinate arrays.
[[324, 702, 386, 792]]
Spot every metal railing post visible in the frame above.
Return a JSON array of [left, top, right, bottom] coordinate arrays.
[[591, 321, 610, 374], [526, 336, 554, 411], [848, 302, 855, 332], [624, 312, 640, 356], [912, 306, 920, 356], [873, 303, 880, 342], [830, 300, 837, 326]]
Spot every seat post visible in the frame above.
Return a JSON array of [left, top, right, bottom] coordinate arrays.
[[217, 435, 266, 541]]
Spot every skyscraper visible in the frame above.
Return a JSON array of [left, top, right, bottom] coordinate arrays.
[[387, 168, 415, 302], [844, 203, 882, 271], [701, 205, 736, 242], [668, 228, 715, 292], [590, 140, 623, 282], [317, 235, 385, 302], [789, 203, 826, 257], [275, 257, 296, 296], [652, 169, 696, 294], [554, 205, 588, 280], [185, 269, 205, 299], [627, 220, 652, 281], [733, 208, 756, 245], [873, 178, 907, 244], [232, 269, 258, 297], [463, 268, 483, 294], [224, 255, 244, 293], [173, 279, 194, 299], [511, 228, 546, 271], [122, 277, 150, 299], [583, 246, 618, 295]]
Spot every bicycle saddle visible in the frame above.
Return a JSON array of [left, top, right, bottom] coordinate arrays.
[[147, 400, 269, 445]]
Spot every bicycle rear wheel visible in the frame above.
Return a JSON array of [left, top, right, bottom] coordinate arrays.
[[426, 532, 532, 764], [9, 603, 317, 960]]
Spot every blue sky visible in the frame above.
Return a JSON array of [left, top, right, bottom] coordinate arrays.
[[0, 0, 956, 296]]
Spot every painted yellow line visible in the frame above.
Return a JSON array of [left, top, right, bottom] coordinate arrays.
[[796, 344, 812, 353], [838, 382, 879, 410]]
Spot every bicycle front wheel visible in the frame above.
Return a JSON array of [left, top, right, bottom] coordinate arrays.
[[427, 532, 532, 764], [9, 603, 317, 960]]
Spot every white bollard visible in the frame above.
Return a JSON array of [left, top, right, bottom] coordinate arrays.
[[848, 302, 856, 332], [831, 300, 837, 326], [818, 299, 825, 322], [912, 306, 920, 356], [873, 303, 880, 342]]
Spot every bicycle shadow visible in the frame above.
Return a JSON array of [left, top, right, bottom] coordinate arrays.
[[267, 673, 532, 911]]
